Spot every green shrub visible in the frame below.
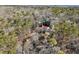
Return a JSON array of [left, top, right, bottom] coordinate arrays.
[[54, 20, 79, 38]]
